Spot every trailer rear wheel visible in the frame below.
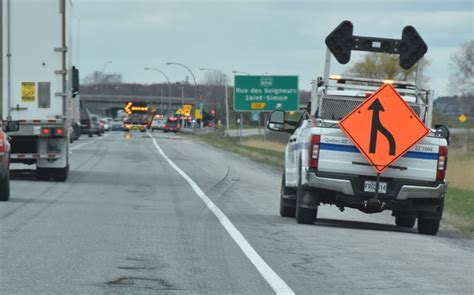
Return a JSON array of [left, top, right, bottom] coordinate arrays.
[[36, 168, 51, 181], [52, 165, 69, 182], [0, 170, 11, 202]]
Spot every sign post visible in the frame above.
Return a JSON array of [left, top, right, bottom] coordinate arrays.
[[458, 114, 469, 152], [339, 84, 430, 206]]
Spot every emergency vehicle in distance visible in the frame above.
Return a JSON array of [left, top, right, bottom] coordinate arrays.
[[123, 102, 148, 132]]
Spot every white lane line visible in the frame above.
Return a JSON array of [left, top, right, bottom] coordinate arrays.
[[71, 133, 110, 151], [147, 133, 295, 295]]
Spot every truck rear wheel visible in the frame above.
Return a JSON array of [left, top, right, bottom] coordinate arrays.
[[417, 218, 440, 235], [395, 216, 416, 228], [280, 172, 296, 217], [0, 170, 11, 202], [295, 181, 317, 224], [52, 165, 69, 182]]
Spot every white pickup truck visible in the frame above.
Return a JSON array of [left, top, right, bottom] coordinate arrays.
[[268, 22, 449, 235]]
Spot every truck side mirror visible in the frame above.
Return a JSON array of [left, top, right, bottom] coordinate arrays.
[[267, 110, 285, 132], [434, 124, 450, 145], [4, 121, 20, 132], [72, 66, 80, 98]]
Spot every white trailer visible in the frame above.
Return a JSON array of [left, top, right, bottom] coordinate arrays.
[[1, 0, 79, 181]]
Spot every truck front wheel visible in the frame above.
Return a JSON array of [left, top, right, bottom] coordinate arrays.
[[0, 170, 11, 202]]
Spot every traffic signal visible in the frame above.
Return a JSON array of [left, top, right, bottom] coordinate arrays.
[[325, 20, 427, 69]]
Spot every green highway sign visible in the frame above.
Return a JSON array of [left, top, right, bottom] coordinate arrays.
[[234, 75, 299, 111]]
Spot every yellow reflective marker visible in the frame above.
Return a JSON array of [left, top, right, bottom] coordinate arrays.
[[458, 114, 467, 123], [251, 102, 266, 109]]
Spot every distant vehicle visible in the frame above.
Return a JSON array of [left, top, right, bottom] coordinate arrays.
[[164, 117, 181, 133], [80, 108, 99, 137], [110, 119, 124, 131], [151, 119, 165, 131], [100, 118, 110, 132], [1, 0, 79, 182], [0, 121, 20, 201], [70, 121, 81, 143], [91, 115, 103, 136], [124, 114, 147, 132], [269, 22, 448, 235]]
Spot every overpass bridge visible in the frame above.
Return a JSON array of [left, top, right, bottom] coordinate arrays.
[[80, 94, 196, 116]]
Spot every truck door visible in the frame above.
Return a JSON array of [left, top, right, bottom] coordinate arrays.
[[286, 114, 305, 186]]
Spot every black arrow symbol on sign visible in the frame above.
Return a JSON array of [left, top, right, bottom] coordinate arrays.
[[368, 98, 396, 155]]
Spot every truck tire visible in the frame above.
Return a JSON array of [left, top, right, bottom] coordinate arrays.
[[0, 170, 11, 202], [280, 172, 296, 217], [36, 168, 51, 181], [395, 216, 416, 228], [295, 176, 317, 224], [88, 133, 93, 138], [52, 165, 69, 182], [417, 218, 440, 235]]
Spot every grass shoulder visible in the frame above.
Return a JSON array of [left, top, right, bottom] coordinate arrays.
[[444, 187, 474, 236], [187, 133, 285, 168]]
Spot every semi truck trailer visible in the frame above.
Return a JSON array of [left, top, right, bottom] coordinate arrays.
[[1, 0, 79, 181]]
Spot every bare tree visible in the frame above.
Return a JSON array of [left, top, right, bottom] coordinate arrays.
[[82, 71, 123, 85], [449, 40, 473, 96], [202, 69, 229, 86], [345, 53, 426, 81]]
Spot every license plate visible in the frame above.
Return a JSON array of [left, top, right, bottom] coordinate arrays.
[[364, 181, 387, 194]]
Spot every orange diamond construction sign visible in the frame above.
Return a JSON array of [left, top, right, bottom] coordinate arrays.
[[339, 84, 430, 173]]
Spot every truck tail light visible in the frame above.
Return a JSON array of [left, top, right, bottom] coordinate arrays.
[[436, 146, 448, 180], [41, 128, 50, 135], [309, 134, 321, 169], [54, 128, 64, 136]]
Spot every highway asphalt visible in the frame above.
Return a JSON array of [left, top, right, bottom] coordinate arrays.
[[1, 131, 472, 294]]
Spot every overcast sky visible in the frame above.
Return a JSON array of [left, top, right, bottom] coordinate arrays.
[[73, 0, 473, 97]]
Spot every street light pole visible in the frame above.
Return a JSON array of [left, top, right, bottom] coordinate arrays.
[[166, 61, 198, 103], [144, 67, 172, 114]]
